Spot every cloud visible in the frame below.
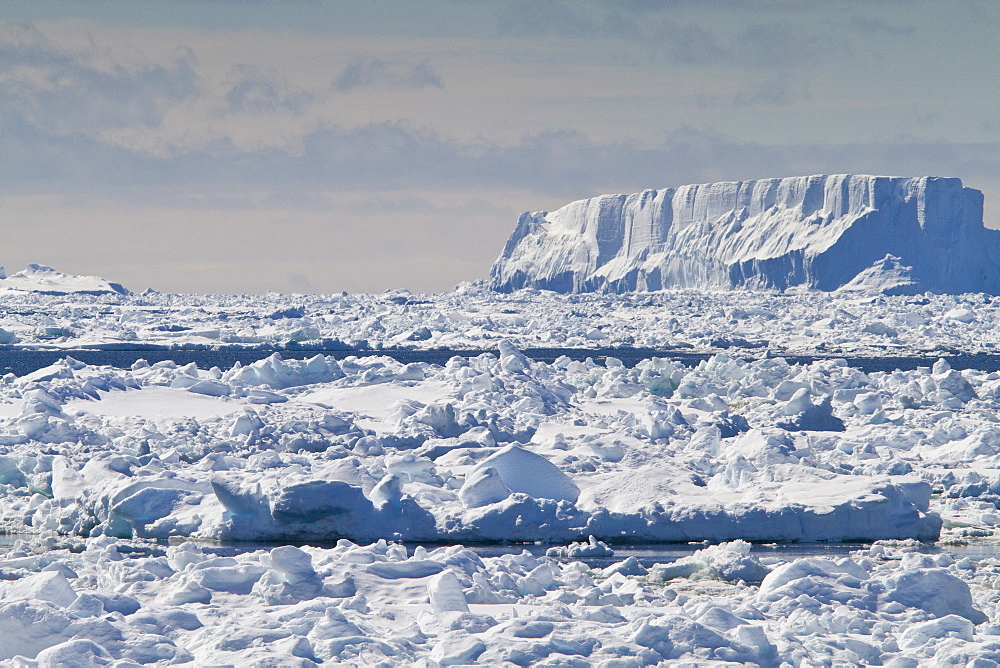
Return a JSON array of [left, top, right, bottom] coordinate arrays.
[[661, 22, 728, 66], [730, 22, 847, 69], [494, 4, 849, 71], [6, 107, 995, 209], [730, 72, 811, 108], [494, 1, 616, 38], [693, 70, 812, 111], [651, 20, 840, 70], [221, 63, 313, 115], [0, 24, 199, 137], [849, 15, 915, 36], [0, 22, 62, 68], [334, 56, 443, 91]]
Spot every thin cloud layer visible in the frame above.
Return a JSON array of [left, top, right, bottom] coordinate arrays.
[[222, 64, 313, 115], [335, 56, 444, 91], [7, 112, 994, 208], [0, 25, 198, 138]]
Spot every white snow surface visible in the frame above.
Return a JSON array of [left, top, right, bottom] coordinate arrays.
[[1, 339, 1000, 662], [10, 347, 969, 546], [3, 262, 1000, 663], [2, 535, 1000, 665], [490, 175, 1000, 294]]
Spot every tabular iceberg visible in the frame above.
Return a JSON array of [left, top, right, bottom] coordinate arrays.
[[490, 175, 1000, 294], [0, 263, 130, 296]]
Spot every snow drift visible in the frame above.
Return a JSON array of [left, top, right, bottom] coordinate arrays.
[[490, 175, 1000, 294]]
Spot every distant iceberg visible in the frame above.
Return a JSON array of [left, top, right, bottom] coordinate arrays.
[[490, 175, 1000, 294], [0, 264, 130, 296]]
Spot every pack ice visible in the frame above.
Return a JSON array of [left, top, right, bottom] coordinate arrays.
[[491, 175, 1000, 294], [0, 346, 953, 545], [4, 270, 999, 357], [1, 343, 1000, 664]]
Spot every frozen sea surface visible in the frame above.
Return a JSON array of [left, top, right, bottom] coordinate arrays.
[[2, 280, 1000, 663], [0, 283, 998, 358], [1, 341, 1000, 663], [3, 533, 1000, 665]]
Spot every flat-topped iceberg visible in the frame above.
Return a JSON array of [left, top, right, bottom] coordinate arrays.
[[491, 175, 1000, 294], [0, 264, 129, 296]]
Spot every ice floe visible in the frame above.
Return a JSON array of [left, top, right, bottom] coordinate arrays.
[[5, 346, 998, 545]]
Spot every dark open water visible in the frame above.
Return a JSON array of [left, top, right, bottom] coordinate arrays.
[[3, 534, 996, 569], [2, 347, 999, 377]]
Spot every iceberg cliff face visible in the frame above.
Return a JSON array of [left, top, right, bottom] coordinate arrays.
[[490, 175, 1000, 294]]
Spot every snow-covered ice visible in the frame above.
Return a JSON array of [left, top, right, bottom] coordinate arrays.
[[2, 535, 1000, 665], [5, 348, 968, 545], [1, 268, 999, 358], [0, 341, 999, 662], [0, 264, 129, 297], [1, 252, 1000, 663]]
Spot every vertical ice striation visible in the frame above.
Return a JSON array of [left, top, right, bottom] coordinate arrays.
[[490, 175, 1000, 294]]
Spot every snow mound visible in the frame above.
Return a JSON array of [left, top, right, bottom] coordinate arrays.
[[491, 175, 1000, 294], [0, 264, 130, 296], [458, 466, 511, 508], [474, 444, 581, 503]]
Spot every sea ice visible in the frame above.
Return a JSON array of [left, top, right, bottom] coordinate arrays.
[[0, 259, 999, 663], [0, 345, 981, 546], [1, 264, 999, 357]]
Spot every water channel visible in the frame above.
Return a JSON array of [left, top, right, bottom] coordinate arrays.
[[2, 347, 1000, 377]]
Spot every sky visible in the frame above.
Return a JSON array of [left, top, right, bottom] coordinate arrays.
[[2, 0, 997, 294]]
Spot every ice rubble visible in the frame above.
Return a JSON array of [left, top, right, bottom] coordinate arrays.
[[490, 175, 1000, 295], [2, 535, 1000, 665], [1, 347, 970, 545], [0, 342, 1000, 662], [1, 263, 1000, 663], [2, 278, 1000, 358]]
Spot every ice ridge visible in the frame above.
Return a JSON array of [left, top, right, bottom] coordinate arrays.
[[490, 175, 1000, 294]]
